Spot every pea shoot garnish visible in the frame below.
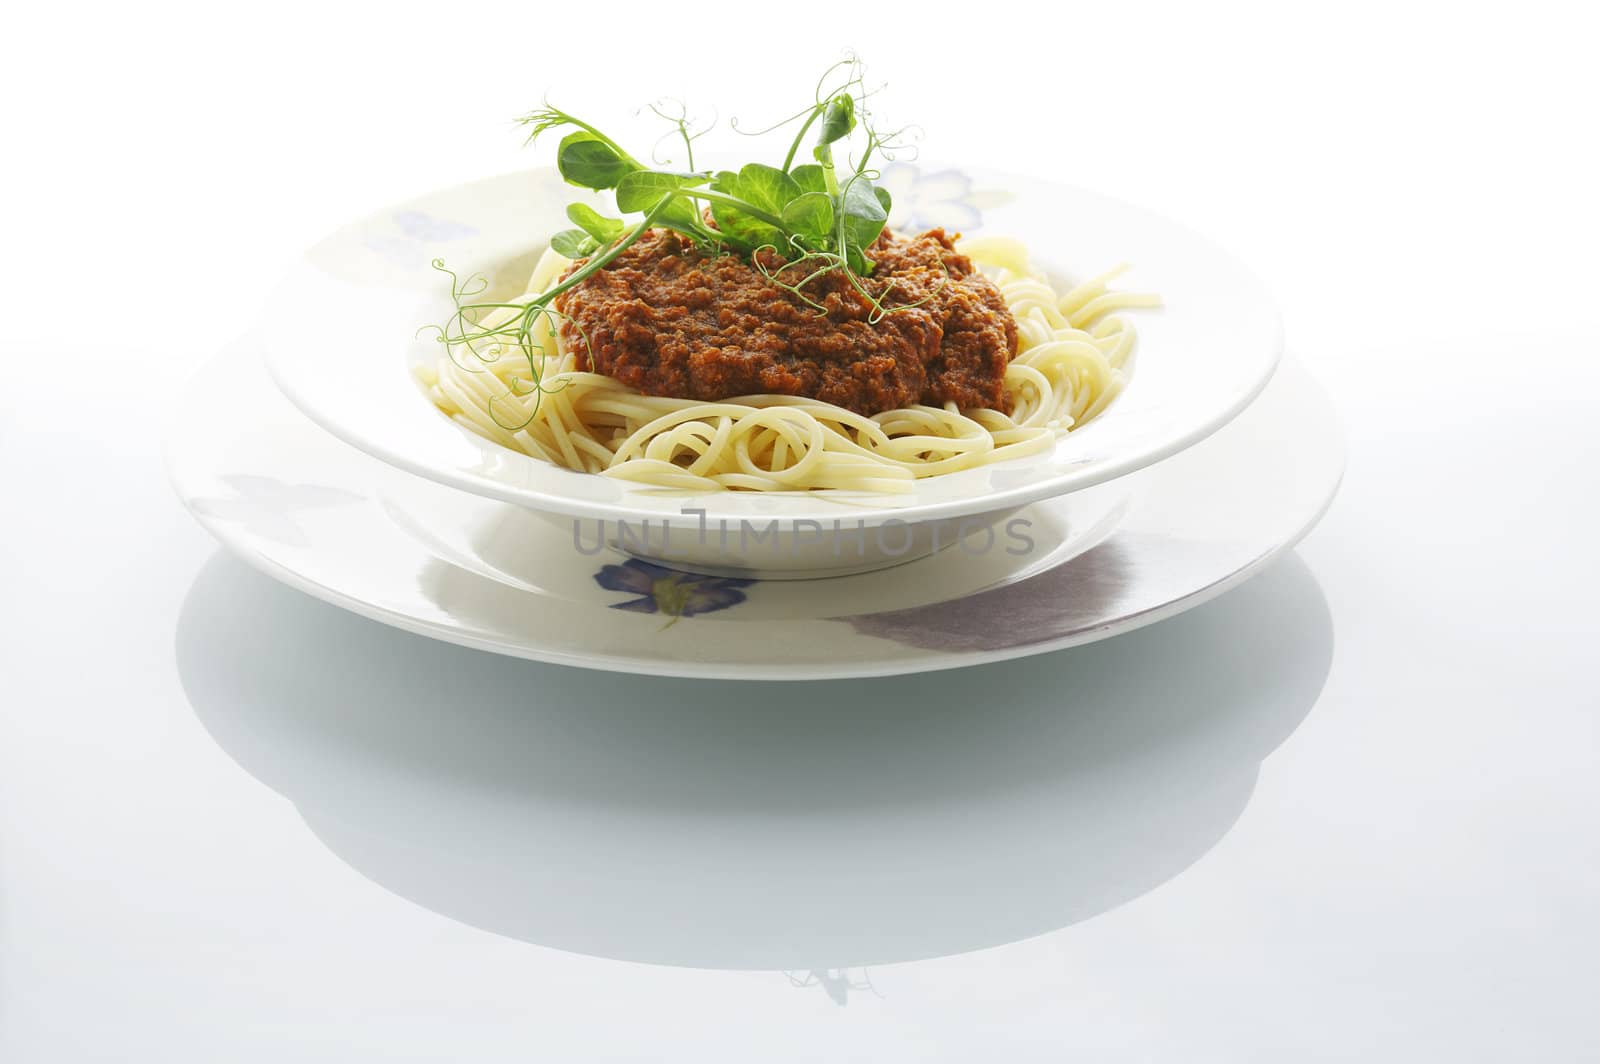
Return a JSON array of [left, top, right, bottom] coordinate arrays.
[[424, 57, 930, 424]]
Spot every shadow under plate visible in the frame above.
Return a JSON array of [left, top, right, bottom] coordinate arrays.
[[176, 550, 1333, 970]]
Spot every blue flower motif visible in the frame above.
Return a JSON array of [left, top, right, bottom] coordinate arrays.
[[392, 211, 478, 242], [878, 163, 985, 233], [594, 559, 755, 621]]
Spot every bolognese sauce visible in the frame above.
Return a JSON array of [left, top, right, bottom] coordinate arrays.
[[554, 227, 1018, 417]]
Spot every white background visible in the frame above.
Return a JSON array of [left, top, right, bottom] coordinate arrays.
[[2, 2, 1597, 1060]]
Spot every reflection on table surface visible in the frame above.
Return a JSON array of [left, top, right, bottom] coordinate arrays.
[[176, 552, 1332, 971]]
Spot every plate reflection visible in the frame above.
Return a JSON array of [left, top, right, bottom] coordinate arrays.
[[176, 552, 1332, 970]]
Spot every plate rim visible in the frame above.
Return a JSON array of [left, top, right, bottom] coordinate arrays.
[[183, 485, 1337, 681]]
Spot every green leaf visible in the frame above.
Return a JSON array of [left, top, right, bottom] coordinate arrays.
[[710, 202, 784, 250], [566, 203, 624, 243], [614, 171, 713, 240], [840, 176, 888, 249], [556, 131, 637, 190], [733, 163, 803, 213], [550, 229, 600, 258], [789, 164, 827, 195], [702, 166, 792, 249], [873, 185, 892, 217], [710, 165, 801, 213], [781, 192, 834, 248], [614, 170, 709, 213]]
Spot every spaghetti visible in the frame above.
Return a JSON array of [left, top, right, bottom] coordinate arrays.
[[419, 237, 1157, 493]]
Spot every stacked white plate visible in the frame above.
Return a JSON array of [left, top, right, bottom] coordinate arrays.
[[167, 165, 1342, 680]]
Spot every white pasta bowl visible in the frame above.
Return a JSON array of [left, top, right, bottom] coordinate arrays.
[[261, 164, 1282, 578]]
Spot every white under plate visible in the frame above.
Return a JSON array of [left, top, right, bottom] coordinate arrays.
[[261, 164, 1282, 528], [167, 342, 1341, 680]]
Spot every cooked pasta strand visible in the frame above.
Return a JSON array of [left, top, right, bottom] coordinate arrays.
[[422, 241, 1156, 492]]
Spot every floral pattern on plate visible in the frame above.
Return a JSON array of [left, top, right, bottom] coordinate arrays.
[[878, 163, 1014, 234], [364, 210, 479, 267], [594, 559, 756, 622], [842, 540, 1141, 652]]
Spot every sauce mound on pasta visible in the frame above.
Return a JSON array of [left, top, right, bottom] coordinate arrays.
[[554, 228, 1018, 417]]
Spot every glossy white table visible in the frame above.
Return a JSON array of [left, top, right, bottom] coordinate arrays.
[[3, 6, 1596, 1058]]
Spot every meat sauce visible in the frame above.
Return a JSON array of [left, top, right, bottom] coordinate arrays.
[[554, 228, 1017, 417]]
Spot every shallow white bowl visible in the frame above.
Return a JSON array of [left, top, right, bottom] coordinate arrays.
[[261, 164, 1281, 575]]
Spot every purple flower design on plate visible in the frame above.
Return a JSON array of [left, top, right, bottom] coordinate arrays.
[[842, 539, 1140, 652], [879, 163, 984, 233], [365, 211, 480, 267], [392, 210, 478, 242], [594, 559, 755, 622]]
